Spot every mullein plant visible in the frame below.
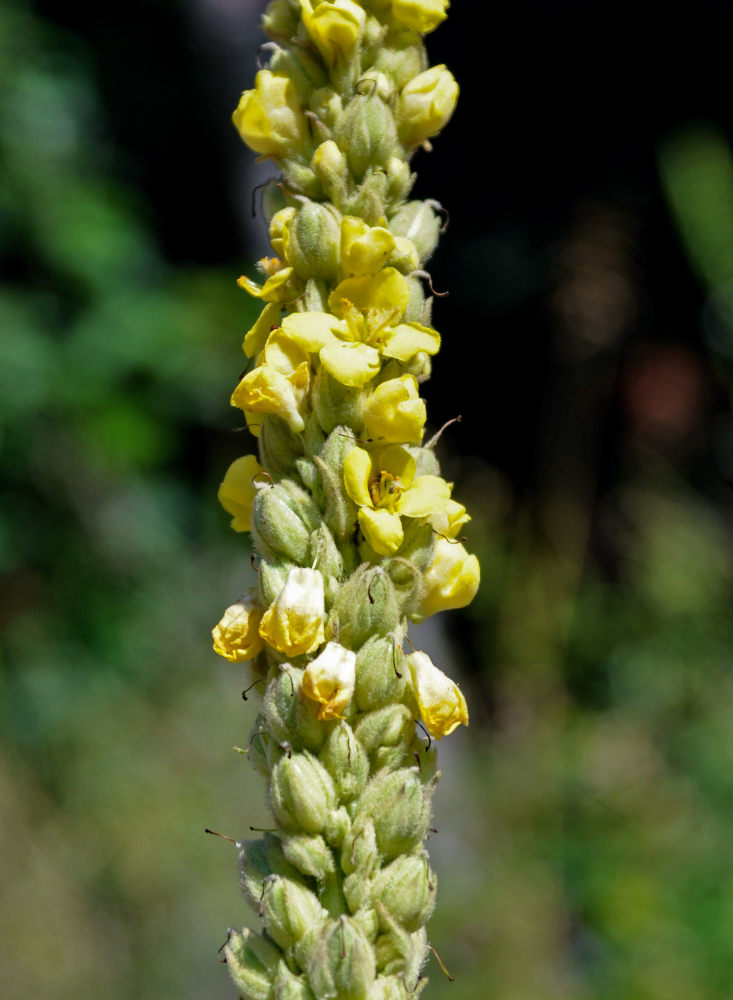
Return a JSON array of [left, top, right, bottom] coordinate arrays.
[[211, 0, 479, 996]]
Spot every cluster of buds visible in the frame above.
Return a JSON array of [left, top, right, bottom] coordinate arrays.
[[212, 0, 479, 996]]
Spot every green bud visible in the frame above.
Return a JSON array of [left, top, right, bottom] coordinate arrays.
[[263, 0, 300, 40], [369, 975, 412, 1000], [373, 913, 427, 985], [259, 416, 304, 478], [352, 905, 379, 943], [273, 961, 317, 1000], [324, 804, 351, 847], [313, 427, 359, 543], [319, 721, 369, 802], [309, 87, 344, 131], [270, 750, 337, 834], [262, 178, 291, 225], [354, 635, 407, 712], [337, 94, 398, 179], [344, 167, 387, 225], [371, 854, 436, 932], [388, 236, 420, 274], [270, 47, 328, 95], [281, 832, 336, 880], [259, 558, 290, 607], [251, 480, 320, 565], [332, 565, 400, 649], [343, 871, 372, 912], [306, 917, 376, 1000], [357, 768, 429, 859], [369, 745, 407, 772], [238, 833, 306, 912], [408, 733, 438, 785], [310, 523, 344, 585], [284, 201, 341, 281], [402, 274, 425, 323], [358, 70, 395, 102], [312, 366, 367, 434], [389, 201, 440, 264], [354, 704, 414, 753], [368, 29, 427, 89], [224, 927, 280, 1000], [311, 140, 350, 206], [295, 456, 318, 492], [262, 874, 326, 950], [341, 816, 379, 877], [263, 666, 325, 753], [385, 157, 414, 205]]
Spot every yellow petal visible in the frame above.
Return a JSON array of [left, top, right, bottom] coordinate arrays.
[[407, 650, 468, 740], [429, 498, 470, 538], [258, 567, 326, 657], [343, 447, 374, 507], [377, 444, 416, 489], [217, 454, 264, 532], [243, 301, 282, 358], [281, 311, 342, 352], [363, 375, 425, 443], [412, 538, 480, 622], [302, 641, 356, 720], [328, 268, 410, 317], [212, 593, 264, 662], [381, 322, 441, 362], [391, 0, 449, 35], [398, 474, 452, 518], [263, 327, 311, 375], [319, 339, 381, 386], [231, 364, 306, 433], [340, 216, 396, 276], [358, 506, 404, 555]]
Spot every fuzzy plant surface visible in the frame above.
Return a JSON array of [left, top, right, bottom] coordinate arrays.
[[211, 1, 480, 997]]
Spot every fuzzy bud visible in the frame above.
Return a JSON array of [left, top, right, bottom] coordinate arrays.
[[312, 140, 350, 204], [263, 666, 325, 752], [331, 565, 401, 649], [262, 874, 327, 950], [224, 928, 281, 1000], [371, 854, 436, 932], [397, 64, 459, 147], [354, 704, 414, 753], [319, 721, 369, 802], [353, 635, 407, 712], [337, 94, 399, 178], [251, 480, 321, 565], [369, 30, 428, 90], [300, 0, 366, 66], [312, 366, 367, 435], [306, 917, 376, 1000], [302, 641, 356, 720], [284, 202, 341, 280], [238, 833, 305, 912], [357, 768, 430, 859], [270, 750, 337, 834], [389, 200, 441, 264], [273, 962, 318, 1000], [212, 593, 264, 663], [281, 832, 336, 880], [341, 816, 379, 877]]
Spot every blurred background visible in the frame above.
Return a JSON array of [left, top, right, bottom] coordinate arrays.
[[4, 0, 733, 997]]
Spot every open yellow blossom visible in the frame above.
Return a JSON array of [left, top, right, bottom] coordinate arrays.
[[343, 444, 453, 555], [237, 265, 303, 304], [232, 70, 310, 158], [217, 454, 265, 532], [212, 593, 264, 662], [302, 641, 356, 720], [232, 327, 311, 432], [340, 216, 396, 276], [300, 0, 366, 65], [363, 374, 426, 444], [259, 567, 326, 657], [407, 650, 467, 739], [391, 0, 449, 35], [411, 537, 480, 622]]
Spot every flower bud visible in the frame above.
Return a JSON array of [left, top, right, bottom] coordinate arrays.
[[251, 480, 321, 565], [331, 565, 401, 649], [371, 854, 436, 932], [217, 454, 264, 532], [319, 721, 369, 801], [302, 641, 356, 720], [263, 0, 301, 39], [309, 87, 344, 131], [263, 666, 325, 752], [312, 139, 350, 204], [283, 202, 341, 280], [340, 215, 396, 276], [407, 650, 468, 739], [369, 29, 427, 89], [354, 635, 407, 712], [341, 816, 379, 879], [238, 833, 305, 911], [391, 0, 449, 35], [270, 749, 336, 834], [260, 567, 326, 657], [324, 804, 351, 847], [262, 874, 327, 950], [387, 236, 420, 274], [374, 924, 426, 982], [363, 375, 426, 444], [337, 94, 399, 179], [357, 768, 429, 859], [397, 65, 459, 147], [354, 704, 413, 752], [410, 537, 480, 622], [300, 0, 366, 66], [273, 961, 318, 1000], [212, 593, 264, 662], [269, 207, 297, 259], [281, 832, 336, 880], [258, 557, 289, 607], [224, 928, 281, 1000], [312, 366, 367, 435], [306, 917, 376, 1000], [247, 717, 271, 778], [358, 70, 395, 102], [385, 156, 414, 204], [258, 415, 305, 479], [389, 200, 440, 264], [232, 70, 310, 159], [368, 975, 411, 1000]]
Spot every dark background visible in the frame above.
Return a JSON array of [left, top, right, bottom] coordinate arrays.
[[4, 1, 733, 997]]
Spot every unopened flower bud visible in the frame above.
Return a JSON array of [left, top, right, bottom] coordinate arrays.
[[302, 641, 356, 720], [410, 537, 480, 622], [357, 767, 430, 860], [340, 215, 396, 276], [273, 961, 318, 1000], [311, 366, 367, 434], [324, 804, 351, 847], [372, 853, 436, 932], [212, 593, 264, 662], [389, 200, 441, 263], [281, 832, 336, 880], [312, 139, 350, 204], [332, 564, 401, 648], [258, 416, 305, 479], [224, 928, 281, 1000], [369, 30, 427, 89], [283, 201, 341, 280], [262, 874, 327, 950], [341, 816, 378, 878], [260, 567, 326, 657], [337, 94, 399, 178], [368, 975, 411, 1000], [232, 70, 310, 159], [385, 156, 414, 203], [264, 666, 325, 752], [358, 69, 395, 102], [251, 479, 321, 565], [388, 235, 420, 274], [269, 206, 297, 259], [354, 635, 407, 712], [306, 917, 376, 1000], [397, 64, 459, 147], [407, 650, 468, 738], [300, 0, 366, 66], [217, 454, 264, 532], [364, 375, 426, 444], [391, 0, 449, 34], [354, 704, 413, 752], [263, 0, 301, 39], [238, 833, 305, 912], [270, 749, 336, 834], [319, 721, 369, 801]]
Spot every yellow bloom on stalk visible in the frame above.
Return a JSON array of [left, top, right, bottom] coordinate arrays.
[[243, 301, 282, 359], [302, 641, 356, 719], [412, 537, 480, 622], [212, 593, 265, 662], [237, 264, 303, 304], [231, 328, 311, 433], [259, 567, 326, 657], [217, 454, 265, 532], [343, 444, 453, 555], [232, 70, 310, 158], [300, 0, 366, 65], [363, 374, 426, 444], [340, 216, 396, 276], [407, 650, 468, 739], [397, 64, 459, 146], [391, 0, 449, 34]]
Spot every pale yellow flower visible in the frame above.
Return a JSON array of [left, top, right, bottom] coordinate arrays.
[[231, 328, 311, 433], [363, 374, 426, 444], [391, 0, 449, 34], [212, 593, 264, 662], [259, 567, 326, 657], [397, 64, 459, 146], [300, 0, 366, 65], [408, 650, 468, 738], [217, 454, 265, 532], [302, 641, 356, 719], [232, 70, 309, 158], [411, 537, 480, 622], [340, 216, 396, 276]]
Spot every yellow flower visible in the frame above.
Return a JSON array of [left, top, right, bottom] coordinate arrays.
[[259, 567, 326, 657], [411, 537, 480, 622], [340, 216, 396, 276], [391, 0, 449, 34], [300, 0, 366, 65], [243, 302, 282, 359], [237, 265, 303, 304], [407, 650, 468, 739], [212, 593, 265, 662], [428, 498, 470, 538], [268, 207, 297, 259], [302, 641, 356, 719], [363, 374, 426, 444], [397, 64, 459, 146], [231, 328, 311, 433], [343, 444, 453, 556], [232, 69, 309, 158], [217, 454, 265, 532]]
